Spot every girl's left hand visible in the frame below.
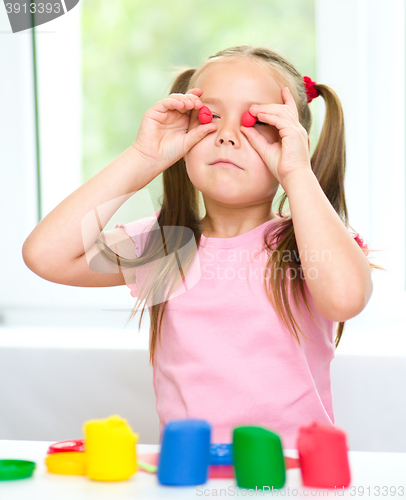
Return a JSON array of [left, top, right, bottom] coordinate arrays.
[[241, 87, 312, 187]]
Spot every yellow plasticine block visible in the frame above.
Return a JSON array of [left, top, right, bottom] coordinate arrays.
[[45, 452, 87, 475], [83, 415, 138, 481]]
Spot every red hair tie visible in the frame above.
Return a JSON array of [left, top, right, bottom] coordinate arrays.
[[303, 76, 320, 104]]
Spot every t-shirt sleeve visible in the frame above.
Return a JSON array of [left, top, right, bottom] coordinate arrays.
[[114, 210, 160, 298], [347, 227, 370, 257]]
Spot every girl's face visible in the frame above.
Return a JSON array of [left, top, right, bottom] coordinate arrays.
[[185, 58, 283, 206]]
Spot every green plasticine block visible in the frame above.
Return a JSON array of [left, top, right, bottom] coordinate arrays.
[[0, 460, 36, 480], [232, 426, 285, 490], [138, 460, 157, 473]]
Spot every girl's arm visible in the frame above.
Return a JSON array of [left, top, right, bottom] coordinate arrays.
[[242, 87, 372, 322], [22, 145, 161, 286], [22, 88, 216, 287], [283, 168, 373, 322]]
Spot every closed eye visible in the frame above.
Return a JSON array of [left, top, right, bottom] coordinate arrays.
[[212, 114, 267, 126]]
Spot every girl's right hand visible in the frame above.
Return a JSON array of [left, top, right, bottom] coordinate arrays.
[[132, 88, 217, 173]]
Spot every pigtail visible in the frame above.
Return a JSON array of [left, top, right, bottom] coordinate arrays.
[[307, 85, 347, 346], [149, 68, 204, 365], [306, 84, 348, 346], [269, 79, 382, 348], [136, 67, 204, 367], [310, 84, 348, 222], [269, 83, 349, 348], [95, 67, 204, 367]]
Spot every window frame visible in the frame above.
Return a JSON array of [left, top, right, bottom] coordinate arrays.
[[315, 0, 406, 335], [2, 0, 405, 342]]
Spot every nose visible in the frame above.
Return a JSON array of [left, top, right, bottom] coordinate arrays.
[[215, 117, 241, 147]]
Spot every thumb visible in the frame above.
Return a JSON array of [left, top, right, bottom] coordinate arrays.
[[184, 123, 217, 152], [241, 126, 269, 157]]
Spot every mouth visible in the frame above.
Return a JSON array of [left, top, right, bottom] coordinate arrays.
[[210, 159, 243, 170]]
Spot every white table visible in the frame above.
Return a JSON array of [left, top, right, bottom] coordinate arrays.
[[0, 440, 405, 499]]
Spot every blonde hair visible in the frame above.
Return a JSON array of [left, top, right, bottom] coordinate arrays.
[[96, 45, 383, 366]]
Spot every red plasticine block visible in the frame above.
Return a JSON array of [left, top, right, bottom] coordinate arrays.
[[47, 439, 85, 455], [297, 421, 351, 489], [198, 106, 213, 124], [241, 110, 256, 127]]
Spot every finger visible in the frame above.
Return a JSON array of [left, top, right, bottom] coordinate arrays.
[[170, 92, 204, 112], [154, 97, 197, 114], [282, 87, 299, 118], [249, 103, 293, 120], [184, 123, 217, 151], [240, 125, 271, 155], [185, 90, 204, 107], [183, 92, 206, 116], [169, 90, 202, 106], [254, 113, 291, 138], [184, 92, 204, 112], [186, 88, 203, 97]]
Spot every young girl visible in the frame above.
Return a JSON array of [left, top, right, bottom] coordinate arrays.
[[23, 45, 380, 449]]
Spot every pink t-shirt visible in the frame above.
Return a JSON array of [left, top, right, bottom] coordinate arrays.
[[115, 212, 369, 449]]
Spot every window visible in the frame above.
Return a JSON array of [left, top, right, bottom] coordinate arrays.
[[5, 1, 403, 352], [2, 0, 317, 333], [315, 0, 406, 353]]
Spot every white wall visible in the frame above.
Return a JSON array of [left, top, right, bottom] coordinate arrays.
[[0, 340, 160, 445], [316, 0, 406, 324], [0, 337, 404, 452]]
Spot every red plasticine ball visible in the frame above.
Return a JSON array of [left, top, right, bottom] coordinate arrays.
[[198, 106, 213, 124], [297, 421, 351, 489], [241, 110, 257, 127]]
